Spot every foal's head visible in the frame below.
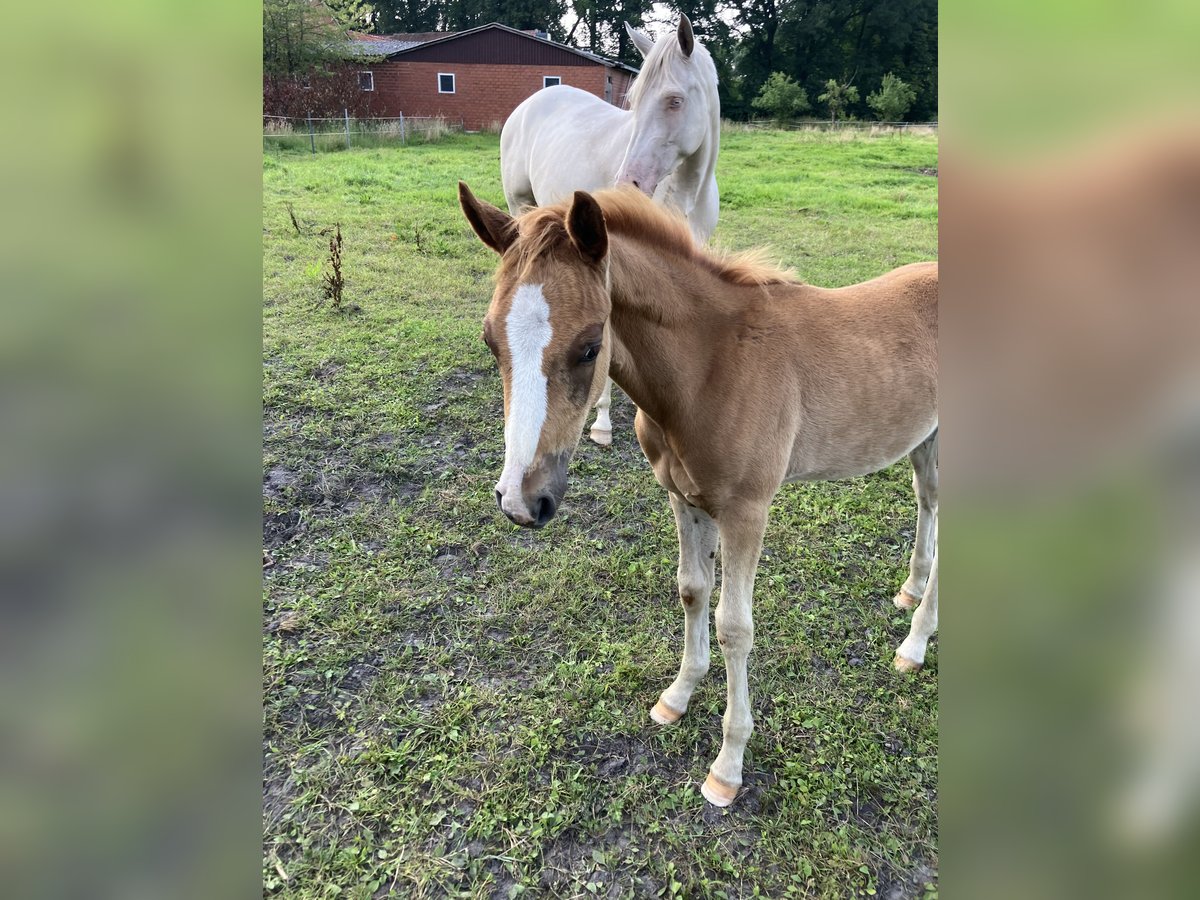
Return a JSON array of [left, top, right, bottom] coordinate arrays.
[[459, 182, 612, 529], [616, 16, 719, 197]]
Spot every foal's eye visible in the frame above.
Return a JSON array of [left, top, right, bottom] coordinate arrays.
[[578, 344, 600, 365]]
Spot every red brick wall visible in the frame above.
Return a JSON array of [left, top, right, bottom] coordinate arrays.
[[359, 61, 631, 130], [609, 69, 635, 108]]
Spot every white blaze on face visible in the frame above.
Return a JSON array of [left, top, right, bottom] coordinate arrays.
[[496, 284, 552, 520]]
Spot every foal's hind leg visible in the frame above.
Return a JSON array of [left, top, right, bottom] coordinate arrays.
[[894, 433, 938, 609], [589, 378, 614, 445], [895, 431, 938, 671], [651, 493, 719, 725]]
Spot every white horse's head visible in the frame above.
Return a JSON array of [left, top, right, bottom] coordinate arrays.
[[615, 16, 719, 198]]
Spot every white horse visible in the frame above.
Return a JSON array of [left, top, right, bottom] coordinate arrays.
[[500, 16, 721, 445]]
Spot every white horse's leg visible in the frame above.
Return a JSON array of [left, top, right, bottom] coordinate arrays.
[[589, 378, 614, 446], [895, 432, 938, 609], [701, 505, 768, 807], [895, 551, 938, 672], [652, 493, 719, 725], [504, 185, 535, 217]]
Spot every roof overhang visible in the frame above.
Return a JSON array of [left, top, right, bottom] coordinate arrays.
[[353, 22, 639, 74]]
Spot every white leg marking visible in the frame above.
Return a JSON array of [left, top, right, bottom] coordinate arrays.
[[496, 284, 552, 521], [896, 432, 938, 669], [897, 551, 938, 670], [590, 378, 614, 445]]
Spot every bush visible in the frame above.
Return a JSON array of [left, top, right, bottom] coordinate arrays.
[[867, 73, 918, 122], [751, 72, 811, 125], [817, 79, 859, 124]]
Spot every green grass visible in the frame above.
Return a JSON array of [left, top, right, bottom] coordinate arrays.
[[263, 130, 938, 899]]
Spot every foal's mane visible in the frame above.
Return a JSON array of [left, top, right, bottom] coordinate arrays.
[[512, 187, 798, 288]]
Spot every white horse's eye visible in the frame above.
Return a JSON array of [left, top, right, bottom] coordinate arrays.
[[668, 96, 684, 109]]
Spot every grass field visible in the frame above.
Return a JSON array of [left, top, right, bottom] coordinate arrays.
[[263, 129, 938, 899]]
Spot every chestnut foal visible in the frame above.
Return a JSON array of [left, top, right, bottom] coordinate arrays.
[[459, 182, 938, 807]]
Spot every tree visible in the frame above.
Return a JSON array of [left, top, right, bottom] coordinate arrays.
[[264, 0, 353, 78], [263, 0, 380, 118], [817, 78, 859, 123], [370, 0, 440, 33], [866, 72, 917, 122], [566, 0, 654, 63], [751, 72, 810, 125], [714, 0, 937, 121]]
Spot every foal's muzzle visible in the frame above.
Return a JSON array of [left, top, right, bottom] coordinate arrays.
[[495, 489, 558, 529], [494, 452, 569, 530]]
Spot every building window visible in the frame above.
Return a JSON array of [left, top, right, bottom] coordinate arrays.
[[438, 73, 455, 94], [359, 71, 374, 92], [543, 76, 561, 88]]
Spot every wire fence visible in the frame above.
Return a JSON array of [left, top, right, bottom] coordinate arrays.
[[263, 111, 936, 153], [263, 111, 467, 152], [734, 118, 938, 132]]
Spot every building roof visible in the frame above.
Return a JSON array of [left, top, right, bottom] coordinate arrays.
[[347, 32, 441, 56], [349, 23, 639, 74]]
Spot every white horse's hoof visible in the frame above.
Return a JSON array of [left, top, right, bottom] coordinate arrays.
[[893, 652, 923, 673], [700, 772, 739, 807], [650, 699, 684, 725], [589, 427, 612, 446], [893, 590, 920, 610]]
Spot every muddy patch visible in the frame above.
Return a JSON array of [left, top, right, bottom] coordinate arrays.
[[537, 827, 657, 897], [311, 361, 343, 382], [263, 465, 298, 500], [877, 861, 938, 900], [568, 733, 661, 780], [263, 509, 302, 548], [441, 366, 490, 396], [338, 653, 385, 693]]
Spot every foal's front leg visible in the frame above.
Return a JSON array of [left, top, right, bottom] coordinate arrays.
[[588, 378, 614, 445], [895, 551, 937, 672], [702, 505, 769, 807], [651, 493, 719, 725]]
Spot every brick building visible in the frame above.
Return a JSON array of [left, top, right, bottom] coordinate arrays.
[[347, 23, 639, 131]]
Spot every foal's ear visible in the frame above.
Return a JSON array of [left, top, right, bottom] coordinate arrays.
[[458, 181, 516, 254], [624, 22, 655, 58], [566, 191, 608, 265], [677, 15, 695, 58]]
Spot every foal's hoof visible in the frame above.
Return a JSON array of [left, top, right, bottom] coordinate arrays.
[[893, 590, 920, 610], [700, 772, 740, 808], [893, 652, 923, 673], [589, 426, 612, 447], [650, 699, 684, 725]]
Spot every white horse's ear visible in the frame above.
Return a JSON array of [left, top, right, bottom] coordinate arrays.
[[566, 191, 608, 264], [677, 15, 694, 57], [624, 22, 655, 58], [459, 181, 516, 255]]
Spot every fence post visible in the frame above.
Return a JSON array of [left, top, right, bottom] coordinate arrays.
[[344, 108, 351, 150], [399, 111, 406, 145], [307, 114, 315, 154]]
